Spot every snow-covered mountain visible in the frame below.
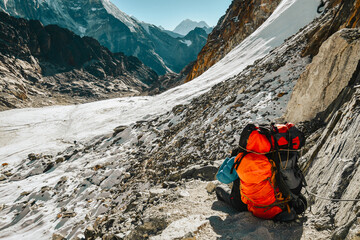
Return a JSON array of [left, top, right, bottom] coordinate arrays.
[[173, 19, 212, 36], [0, 0, 208, 75], [1, 0, 360, 239], [0, 12, 158, 110]]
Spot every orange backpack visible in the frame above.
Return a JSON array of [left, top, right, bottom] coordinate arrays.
[[231, 123, 305, 219]]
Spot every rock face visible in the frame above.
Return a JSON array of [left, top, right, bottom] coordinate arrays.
[[299, 75, 360, 240], [186, 0, 281, 82], [302, 0, 360, 57], [285, 28, 360, 123], [0, 12, 158, 110], [0, 0, 209, 75]]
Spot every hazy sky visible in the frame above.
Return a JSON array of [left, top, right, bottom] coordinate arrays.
[[110, 0, 232, 30]]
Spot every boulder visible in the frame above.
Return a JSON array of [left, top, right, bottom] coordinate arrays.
[[285, 28, 360, 123]]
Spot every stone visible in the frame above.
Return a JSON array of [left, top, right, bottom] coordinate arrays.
[[84, 225, 97, 240], [55, 157, 65, 163], [113, 126, 127, 136], [20, 191, 30, 196], [149, 189, 167, 197], [181, 165, 218, 181], [102, 233, 121, 240], [62, 211, 76, 218], [0, 204, 5, 211], [52, 233, 66, 240], [4, 172, 13, 177], [28, 153, 41, 161], [125, 216, 168, 239], [43, 162, 55, 173], [206, 182, 217, 193]]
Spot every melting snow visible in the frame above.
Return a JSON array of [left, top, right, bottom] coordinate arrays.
[[180, 39, 192, 46]]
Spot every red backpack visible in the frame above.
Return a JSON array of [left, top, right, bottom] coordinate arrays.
[[230, 123, 306, 219]]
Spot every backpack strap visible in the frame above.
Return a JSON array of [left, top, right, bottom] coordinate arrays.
[[230, 151, 248, 174], [269, 124, 293, 199]]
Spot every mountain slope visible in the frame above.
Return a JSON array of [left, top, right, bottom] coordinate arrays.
[[186, 0, 282, 82], [0, 0, 321, 239], [6, 0, 360, 239], [0, 0, 208, 75], [0, 12, 158, 110]]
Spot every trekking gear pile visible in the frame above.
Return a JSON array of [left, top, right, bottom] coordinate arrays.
[[216, 122, 307, 220]]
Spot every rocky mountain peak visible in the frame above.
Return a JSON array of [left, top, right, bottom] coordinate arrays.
[[186, 0, 282, 82], [173, 19, 211, 36]]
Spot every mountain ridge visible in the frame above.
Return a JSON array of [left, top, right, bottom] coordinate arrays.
[[0, 11, 158, 110], [0, 0, 208, 75], [173, 19, 212, 36]]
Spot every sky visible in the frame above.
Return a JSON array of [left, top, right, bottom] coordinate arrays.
[[110, 0, 232, 30]]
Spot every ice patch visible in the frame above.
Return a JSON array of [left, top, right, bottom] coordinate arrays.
[[69, 6, 81, 10], [78, 26, 86, 35], [140, 22, 152, 34], [180, 39, 192, 47]]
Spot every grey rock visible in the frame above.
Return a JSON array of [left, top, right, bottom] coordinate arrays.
[[113, 126, 128, 136], [84, 225, 97, 240], [125, 216, 168, 240], [62, 211, 76, 218], [52, 233, 66, 240], [181, 165, 218, 181], [285, 28, 360, 123]]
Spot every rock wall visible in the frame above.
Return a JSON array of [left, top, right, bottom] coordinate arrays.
[[300, 87, 360, 239], [302, 0, 360, 57], [185, 0, 281, 82], [285, 28, 360, 123]]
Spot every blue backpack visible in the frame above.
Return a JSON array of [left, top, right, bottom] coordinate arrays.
[[216, 156, 239, 184]]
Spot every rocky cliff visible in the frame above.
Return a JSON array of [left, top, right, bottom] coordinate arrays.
[[285, 28, 360, 123], [0, 0, 208, 75], [302, 0, 360, 58], [0, 12, 158, 110], [186, 0, 281, 82]]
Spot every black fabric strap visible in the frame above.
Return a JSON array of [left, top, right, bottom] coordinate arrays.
[[231, 152, 248, 174]]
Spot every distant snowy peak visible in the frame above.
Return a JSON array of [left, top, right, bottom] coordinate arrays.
[[101, 0, 140, 32], [0, 0, 210, 75], [173, 19, 211, 36]]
